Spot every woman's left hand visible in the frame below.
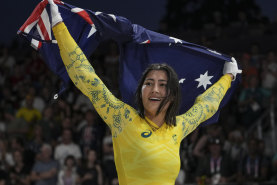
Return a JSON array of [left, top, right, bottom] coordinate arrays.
[[223, 57, 242, 81]]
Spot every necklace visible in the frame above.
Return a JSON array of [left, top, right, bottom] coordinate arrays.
[[145, 118, 159, 131]]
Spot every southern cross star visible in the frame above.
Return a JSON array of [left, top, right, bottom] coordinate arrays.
[[179, 78, 186, 84], [108, 14, 117, 22], [195, 71, 213, 90], [87, 26, 96, 38]]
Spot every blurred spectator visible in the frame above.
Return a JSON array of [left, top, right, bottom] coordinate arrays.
[[71, 110, 84, 133], [0, 46, 16, 72], [196, 137, 235, 185], [238, 75, 270, 127], [257, 139, 272, 176], [40, 86, 52, 104], [30, 144, 58, 185], [181, 128, 201, 182], [39, 106, 59, 145], [6, 118, 28, 138], [55, 117, 77, 142], [61, 117, 74, 131], [240, 53, 259, 88], [261, 51, 277, 92], [9, 63, 26, 90], [52, 99, 71, 124], [102, 130, 113, 162], [27, 124, 44, 156], [224, 130, 247, 163], [0, 169, 9, 185], [16, 94, 42, 139], [0, 86, 17, 135], [0, 86, 17, 117], [250, 43, 262, 69], [10, 137, 34, 171], [102, 130, 118, 185], [0, 139, 14, 171], [193, 124, 223, 158], [24, 51, 45, 83], [73, 94, 94, 113], [78, 110, 102, 154], [16, 94, 42, 124], [21, 86, 45, 112], [54, 129, 82, 167], [9, 150, 30, 185], [57, 155, 78, 185], [237, 138, 270, 183], [77, 149, 103, 185], [0, 112, 6, 138]]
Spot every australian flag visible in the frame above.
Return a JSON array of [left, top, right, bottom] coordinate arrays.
[[18, 0, 241, 125]]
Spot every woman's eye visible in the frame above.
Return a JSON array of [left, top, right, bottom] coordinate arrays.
[[160, 83, 167, 87], [145, 82, 151, 86]]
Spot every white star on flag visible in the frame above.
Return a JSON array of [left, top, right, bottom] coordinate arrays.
[[87, 26, 96, 38], [179, 78, 186, 84], [195, 71, 213, 90], [169, 37, 182, 44], [95, 11, 102, 15], [108, 14, 117, 22]]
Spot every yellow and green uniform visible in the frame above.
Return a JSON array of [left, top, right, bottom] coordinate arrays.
[[53, 23, 232, 185], [16, 107, 42, 123]]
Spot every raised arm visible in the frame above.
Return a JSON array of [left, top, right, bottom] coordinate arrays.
[[50, 0, 137, 137], [177, 74, 232, 140]]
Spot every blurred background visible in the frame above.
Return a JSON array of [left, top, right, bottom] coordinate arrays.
[[0, 0, 277, 185]]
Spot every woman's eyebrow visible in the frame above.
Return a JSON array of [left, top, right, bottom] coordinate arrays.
[[145, 79, 167, 82], [145, 78, 154, 81], [158, 79, 167, 82]]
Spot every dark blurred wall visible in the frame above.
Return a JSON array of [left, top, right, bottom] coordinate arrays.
[[256, 0, 277, 21]]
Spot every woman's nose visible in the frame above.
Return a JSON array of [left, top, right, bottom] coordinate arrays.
[[152, 84, 159, 93]]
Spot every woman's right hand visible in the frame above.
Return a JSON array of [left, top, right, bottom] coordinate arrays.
[[48, 0, 63, 27]]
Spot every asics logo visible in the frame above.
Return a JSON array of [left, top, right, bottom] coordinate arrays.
[[141, 130, 152, 138]]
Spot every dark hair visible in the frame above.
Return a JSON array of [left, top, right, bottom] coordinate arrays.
[[135, 63, 181, 127], [14, 136, 25, 148], [64, 155, 76, 166]]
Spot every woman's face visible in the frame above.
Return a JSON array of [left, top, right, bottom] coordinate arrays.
[[13, 151, 23, 163], [65, 158, 75, 168], [87, 150, 97, 162], [141, 70, 169, 117]]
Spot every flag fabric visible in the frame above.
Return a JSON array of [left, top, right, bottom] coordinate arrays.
[[18, 0, 241, 125]]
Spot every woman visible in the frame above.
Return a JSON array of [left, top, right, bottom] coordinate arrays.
[[0, 139, 14, 171], [48, 1, 239, 184], [57, 155, 78, 185], [77, 149, 103, 185], [10, 150, 30, 185]]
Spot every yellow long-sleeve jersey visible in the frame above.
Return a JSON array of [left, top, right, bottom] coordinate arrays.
[[53, 22, 232, 185]]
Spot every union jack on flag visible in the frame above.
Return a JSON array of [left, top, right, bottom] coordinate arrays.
[[18, 0, 241, 125]]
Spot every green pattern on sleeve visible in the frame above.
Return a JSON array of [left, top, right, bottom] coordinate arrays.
[[52, 23, 137, 137], [177, 75, 232, 140]]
